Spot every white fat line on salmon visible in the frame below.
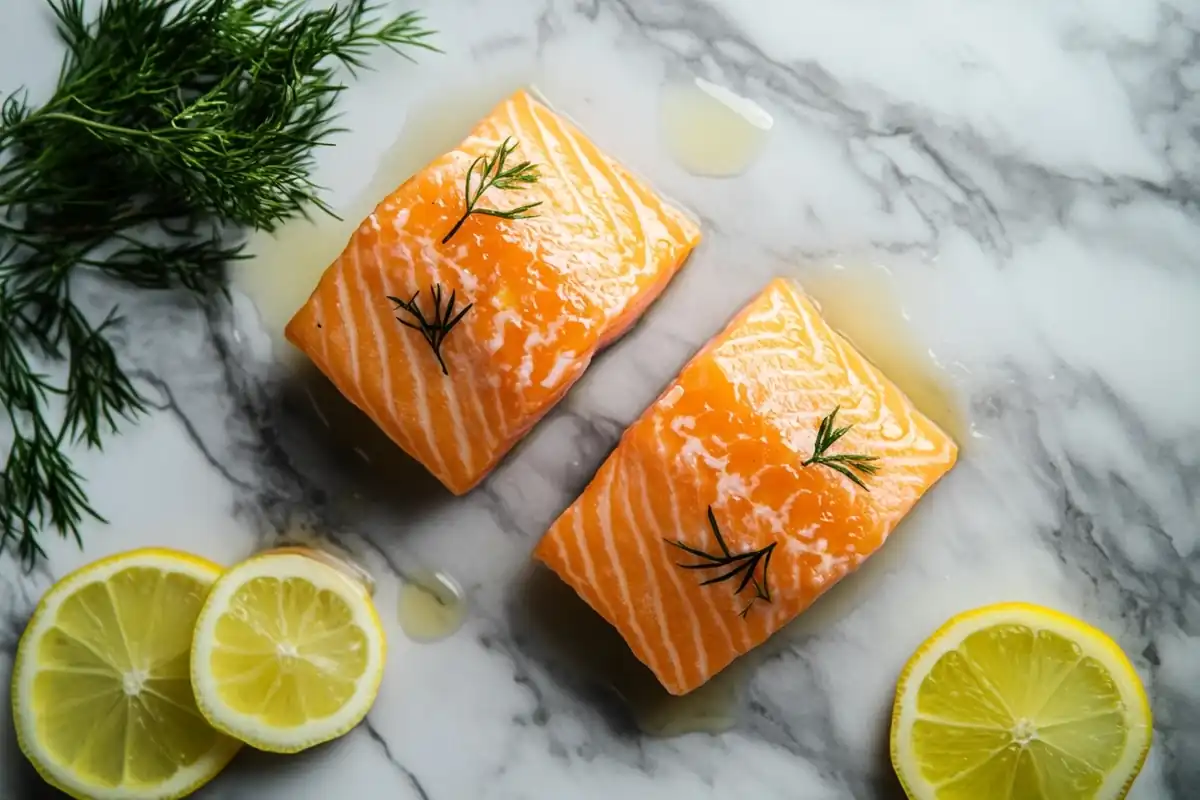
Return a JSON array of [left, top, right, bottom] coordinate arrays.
[[516, 351, 535, 389], [406, 250, 501, 452], [532, 103, 626, 244], [388, 244, 451, 478], [659, 384, 685, 409], [504, 100, 618, 286], [786, 537, 851, 589], [713, 471, 750, 510], [486, 308, 520, 353], [680, 479, 754, 652], [571, 504, 616, 622], [596, 463, 657, 677], [617, 458, 686, 690], [486, 367, 510, 442], [838, 374, 873, 410], [677, 435, 730, 473], [533, 102, 660, 303], [432, 355, 477, 477], [588, 159, 664, 288], [547, 518, 587, 603], [513, 319, 564, 389], [633, 454, 710, 679], [873, 408, 925, 451], [416, 236, 479, 295], [462, 359, 501, 452], [354, 224, 415, 454], [787, 292, 829, 366], [540, 95, 681, 287], [821, 318, 872, 394], [403, 240, 505, 453], [332, 270, 364, 391], [390, 208, 410, 234], [667, 441, 748, 652], [434, 302, 499, 454], [509, 98, 586, 216], [540, 351, 577, 389], [524, 85, 702, 231], [653, 416, 738, 660], [717, 328, 801, 348], [407, 272, 475, 477]]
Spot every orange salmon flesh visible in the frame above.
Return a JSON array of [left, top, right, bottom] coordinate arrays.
[[286, 88, 701, 494], [534, 278, 958, 696]]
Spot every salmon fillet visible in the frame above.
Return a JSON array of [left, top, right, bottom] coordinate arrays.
[[534, 278, 958, 696], [285, 89, 701, 494]]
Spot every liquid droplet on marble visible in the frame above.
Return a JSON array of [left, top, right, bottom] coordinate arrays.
[[660, 77, 773, 177], [397, 571, 467, 643]]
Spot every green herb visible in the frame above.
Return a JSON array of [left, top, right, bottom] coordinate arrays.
[[387, 285, 472, 376], [667, 507, 776, 618], [802, 406, 880, 489], [0, 0, 437, 566], [442, 137, 541, 244]]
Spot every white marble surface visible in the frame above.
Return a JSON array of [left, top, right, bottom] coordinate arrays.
[[3, 0, 1200, 798]]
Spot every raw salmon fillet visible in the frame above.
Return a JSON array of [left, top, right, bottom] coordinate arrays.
[[534, 278, 958, 696], [286, 89, 700, 494]]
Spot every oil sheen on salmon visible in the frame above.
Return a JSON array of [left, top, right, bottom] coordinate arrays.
[[800, 264, 967, 444], [231, 75, 526, 358], [534, 279, 958, 696], [660, 77, 773, 177], [283, 87, 701, 495]]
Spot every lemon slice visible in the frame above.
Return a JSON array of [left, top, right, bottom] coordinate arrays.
[[891, 602, 1152, 800], [11, 548, 241, 800], [189, 552, 386, 753]]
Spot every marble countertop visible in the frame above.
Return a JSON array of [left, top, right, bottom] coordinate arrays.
[[3, 0, 1198, 798]]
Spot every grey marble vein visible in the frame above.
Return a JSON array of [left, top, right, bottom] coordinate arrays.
[[2, 0, 1199, 797]]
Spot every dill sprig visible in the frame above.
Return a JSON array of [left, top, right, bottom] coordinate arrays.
[[667, 507, 777, 618], [802, 406, 880, 489], [387, 285, 473, 376], [0, 0, 437, 566], [442, 136, 542, 244]]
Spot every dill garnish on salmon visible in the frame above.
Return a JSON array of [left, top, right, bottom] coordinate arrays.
[[534, 278, 957, 696], [286, 89, 701, 494]]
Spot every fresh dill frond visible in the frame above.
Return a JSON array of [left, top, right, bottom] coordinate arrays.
[[667, 506, 777, 618], [442, 136, 542, 244], [802, 406, 880, 489], [387, 285, 473, 376], [0, 0, 437, 566]]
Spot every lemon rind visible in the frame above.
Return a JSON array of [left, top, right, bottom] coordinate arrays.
[[890, 602, 1152, 800], [11, 548, 242, 800], [189, 552, 386, 754]]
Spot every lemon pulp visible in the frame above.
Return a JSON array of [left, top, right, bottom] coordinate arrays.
[[892, 603, 1152, 800], [190, 552, 385, 753], [211, 575, 370, 724], [12, 549, 240, 800]]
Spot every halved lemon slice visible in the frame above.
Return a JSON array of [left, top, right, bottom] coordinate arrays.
[[11, 548, 241, 800], [189, 552, 386, 753], [891, 602, 1152, 800]]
